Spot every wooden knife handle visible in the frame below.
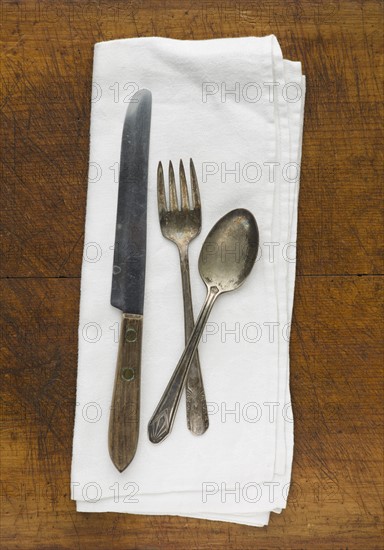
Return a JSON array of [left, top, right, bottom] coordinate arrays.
[[108, 313, 143, 472]]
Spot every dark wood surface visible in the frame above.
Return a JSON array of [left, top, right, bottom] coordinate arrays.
[[1, 1, 383, 548]]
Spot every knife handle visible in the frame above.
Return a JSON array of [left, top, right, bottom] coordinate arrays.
[[109, 313, 143, 472]]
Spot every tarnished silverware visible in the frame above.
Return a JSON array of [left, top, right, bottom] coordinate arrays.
[[157, 159, 209, 435], [108, 89, 152, 472], [148, 208, 259, 443]]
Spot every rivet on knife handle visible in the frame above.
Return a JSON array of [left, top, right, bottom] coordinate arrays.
[[109, 313, 143, 472]]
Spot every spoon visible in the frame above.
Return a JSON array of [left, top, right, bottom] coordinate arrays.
[[148, 208, 259, 444]]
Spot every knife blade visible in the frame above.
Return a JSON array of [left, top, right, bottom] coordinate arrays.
[[108, 89, 152, 472]]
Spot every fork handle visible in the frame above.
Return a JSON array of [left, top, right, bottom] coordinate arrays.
[[148, 288, 218, 444], [179, 248, 209, 435]]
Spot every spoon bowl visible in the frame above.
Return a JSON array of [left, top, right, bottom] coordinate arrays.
[[199, 208, 259, 293]]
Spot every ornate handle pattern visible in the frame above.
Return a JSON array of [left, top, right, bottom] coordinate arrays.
[[148, 288, 219, 444]]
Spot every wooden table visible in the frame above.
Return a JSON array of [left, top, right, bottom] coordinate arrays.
[[1, 1, 383, 548]]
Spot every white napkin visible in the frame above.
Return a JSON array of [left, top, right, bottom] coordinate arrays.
[[71, 35, 305, 527]]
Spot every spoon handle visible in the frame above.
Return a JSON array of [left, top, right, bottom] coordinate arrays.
[[148, 287, 219, 444]]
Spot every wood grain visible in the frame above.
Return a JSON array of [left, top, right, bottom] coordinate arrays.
[[1, 0, 383, 548], [1, 276, 382, 548], [109, 314, 143, 473]]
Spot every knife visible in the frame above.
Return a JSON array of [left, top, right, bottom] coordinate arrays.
[[108, 89, 152, 472]]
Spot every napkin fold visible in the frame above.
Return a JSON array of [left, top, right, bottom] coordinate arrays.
[[71, 35, 305, 527]]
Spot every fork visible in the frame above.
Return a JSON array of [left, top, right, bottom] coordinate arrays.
[[157, 159, 209, 435]]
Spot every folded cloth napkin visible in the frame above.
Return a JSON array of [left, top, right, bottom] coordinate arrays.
[[71, 35, 305, 527]]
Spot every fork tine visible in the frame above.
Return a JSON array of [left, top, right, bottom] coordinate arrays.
[[157, 161, 167, 214], [179, 160, 190, 211], [190, 158, 201, 210], [168, 161, 178, 211]]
